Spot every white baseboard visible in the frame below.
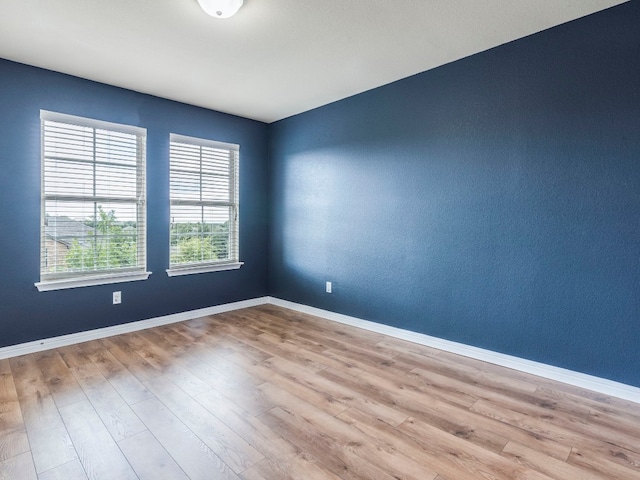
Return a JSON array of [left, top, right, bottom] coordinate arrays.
[[2, 294, 638, 404], [268, 297, 640, 404], [0, 297, 270, 360]]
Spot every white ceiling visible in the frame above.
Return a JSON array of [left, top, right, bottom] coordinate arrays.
[[0, 0, 628, 123]]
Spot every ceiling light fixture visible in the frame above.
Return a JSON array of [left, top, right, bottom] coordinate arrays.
[[197, 0, 244, 18]]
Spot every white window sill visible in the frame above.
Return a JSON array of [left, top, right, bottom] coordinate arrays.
[[35, 271, 152, 292], [166, 262, 244, 277]]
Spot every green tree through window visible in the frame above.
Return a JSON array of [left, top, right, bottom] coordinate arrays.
[[65, 206, 136, 271]]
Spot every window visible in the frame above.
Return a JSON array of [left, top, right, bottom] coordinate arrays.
[[167, 133, 241, 276], [36, 111, 149, 291]]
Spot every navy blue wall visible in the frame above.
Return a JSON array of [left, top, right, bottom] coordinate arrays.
[[269, 2, 640, 387], [0, 59, 269, 347]]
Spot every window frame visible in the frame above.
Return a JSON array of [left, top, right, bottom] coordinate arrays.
[[166, 133, 242, 277], [35, 111, 150, 292]]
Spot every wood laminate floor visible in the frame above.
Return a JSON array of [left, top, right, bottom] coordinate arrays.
[[1, 304, 639, 479]]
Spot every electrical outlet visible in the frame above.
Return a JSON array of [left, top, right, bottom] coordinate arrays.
[[326, 281, 332, 293], [113, 291, 121, 304]]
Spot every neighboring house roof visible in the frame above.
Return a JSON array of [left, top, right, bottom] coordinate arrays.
[[44, 216, 94, 247]]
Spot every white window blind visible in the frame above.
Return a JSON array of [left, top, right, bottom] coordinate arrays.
[[36, 111, 149, 291], [167, 133, 241, 276]]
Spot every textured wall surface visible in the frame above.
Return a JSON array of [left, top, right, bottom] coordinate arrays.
[[0, 60, 269, 347], [269, 2, 640, 387]]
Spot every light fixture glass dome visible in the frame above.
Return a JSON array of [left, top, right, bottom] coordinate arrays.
[[197, 0, 244, 18]]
